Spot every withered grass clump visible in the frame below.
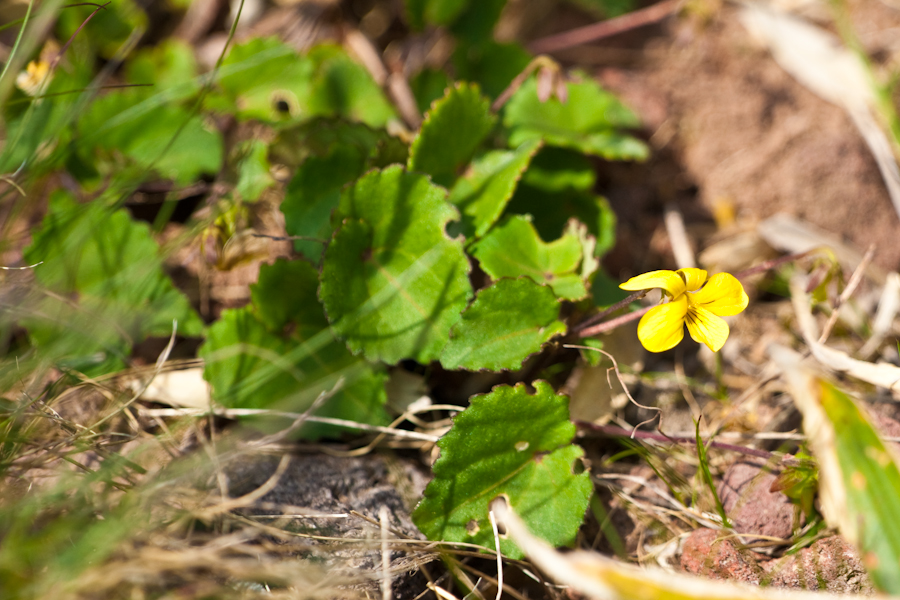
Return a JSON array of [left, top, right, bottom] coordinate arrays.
[[0, 373, 432, 600]]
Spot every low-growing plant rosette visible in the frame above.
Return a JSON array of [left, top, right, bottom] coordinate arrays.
[[620, 268, 748, 353]]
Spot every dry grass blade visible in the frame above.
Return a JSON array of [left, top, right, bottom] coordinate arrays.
[[859, 271, 900, 358], [789, 273, 900, 392]]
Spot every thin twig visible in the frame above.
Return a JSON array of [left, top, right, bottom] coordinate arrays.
[[140, 407, 442, 442], [579, 422, 801, 466], [664, 202, 695, 269], [489, 508, 503, 600], [572, 290, 646, 333], [251, 233, 326, 243], [344, 28, 421, 129], [380, 506, 392, 600], [491, 56, 556, 112], [578, 306, 650, 338], [733, 249, 819, 281], [0, 177, 26, 197], [197, 454, 292, 519], [247, 379, 344, 447], [90, 321, 178, 430], [0, 261, 41, 270], [0, 0, 35, 89], [528, 0, 682, 54], [51, 2, 110, 73], [564, 344, 660, 431], [818, 244, 875, 344]]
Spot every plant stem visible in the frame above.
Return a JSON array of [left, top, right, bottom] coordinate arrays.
[[578, 422, 801, 467]]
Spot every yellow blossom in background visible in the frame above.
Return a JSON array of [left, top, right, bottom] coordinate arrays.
[[16, 59, 51, 97], [620, 268, 748, 353], [16, 40, 58, 97]]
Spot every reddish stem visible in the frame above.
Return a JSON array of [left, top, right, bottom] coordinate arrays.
[[578, 422, 800, 467], [529, 0, 681, 54]]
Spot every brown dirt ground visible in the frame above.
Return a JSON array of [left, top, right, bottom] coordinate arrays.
[[555, 2, 900, 274]]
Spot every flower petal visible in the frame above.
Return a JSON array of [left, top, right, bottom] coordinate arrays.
[[677, 268, 708, 292], [637, 296, 688, 353], [685, 306, 730, 352], [620, 270, 686, 298], [689, 272, 749, 316]]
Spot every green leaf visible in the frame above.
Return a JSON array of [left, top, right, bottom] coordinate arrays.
[[201, 307, 297, 409], [568, 0, 637, 18], [22, 191, 203, 375], [77, 89, 223, 184], [448, 139, 541, 239], [270, 117, 407, 170], [234, 139, 274, 202], [506, 183, 617, 258], [202, 259, 390, 440], [814, 381, 900, 593], [56, 0, 147, 59], [405, 0, 505, 43], [472, 215, 587, 300], [452, 42, 532, 99], [503, 75, 648, 161], [779, 349, 900, 594], [412, 381, 592, 559], [441, 278, 565, 371], [408, 83, 496, 187], [405, 0, 471, 27], [410, 68, 452, 115], [216, 39, 396, 127], [522, 146, 596, 192], [592, 270, 631, 307], [281, 147, 366, 262], [449, 0, 508, 46], [2, 60, 93, 176], [278, 118, 408, 263], [305, 45, 397, 128], [125, 38, 199, 99], [250, 258, 327, 334], [215, 37, 314, 122], [320, 166, 473, 364]]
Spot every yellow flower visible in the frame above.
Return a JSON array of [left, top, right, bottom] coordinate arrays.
[[619, 268, 748, 353], [16, 59, 51, 97]]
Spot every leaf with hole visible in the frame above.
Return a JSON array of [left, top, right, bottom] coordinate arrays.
[[412, 381, 592, 559], [216, 40, 395, 126], [441, 278, 565, 371]]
